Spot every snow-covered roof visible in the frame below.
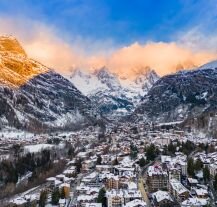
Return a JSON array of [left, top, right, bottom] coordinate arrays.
[[195, 188, 208, 196], [170, 179, 189, 195], [77, 194, 98, 201], [10, 197, 27, 205], [85, 203, 102, 207], [188, 178, 198, 184], [127, 182, 137, 190], [147, 164, 167, 176], [181, 198, 208, 206], [106, 189, 142, 199], [124, 199, 147, 207], [59, 198, 66, 204], [152, 190, 173, 203]]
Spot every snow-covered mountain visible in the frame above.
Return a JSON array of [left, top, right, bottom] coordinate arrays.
[[68, 67, 159, 118], [132, 60, 217, 137], [0, 36, 99, 132]]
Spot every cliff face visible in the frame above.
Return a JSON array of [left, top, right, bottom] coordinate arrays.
[[0, 36, 48, 87]]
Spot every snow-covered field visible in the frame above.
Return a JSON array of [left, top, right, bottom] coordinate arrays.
[[24, 144, 54, 153], [0, 128, 35, 140]]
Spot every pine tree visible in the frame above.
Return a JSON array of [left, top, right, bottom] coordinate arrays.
[[51, 188, 60, 205], [113, 157, 119, 165], [96, 155, 102, 165], [203, 166, 210, 183], [146, 144, 158, 161], [187, 157, 195, 177], [213, 174, 217, 191], [75, 159, 82, 174], [194, 159, 203, 172], [68, 145, 75, 158], [139, 157, 146, 167], [97, 188, 106, 206], [60, 187, 66, 199], [130, 144, 138, 159], [168, 142, 176, 154], [39, 190, 47, 207]]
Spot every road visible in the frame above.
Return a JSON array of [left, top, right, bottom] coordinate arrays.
[[137, 156, 161, 207], [138, 177, 151, 207], [68, 170, 95, 207]]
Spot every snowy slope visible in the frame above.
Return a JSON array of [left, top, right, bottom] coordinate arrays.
[[132, 59, 217, 136], [0, 36, 99, 132], [68, 67, 159, 117], [68, 69, 108, 95], [198, 60, 217, 70]]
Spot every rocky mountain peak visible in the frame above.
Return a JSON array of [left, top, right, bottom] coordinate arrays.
[[134, 68, 158, 85], [0, 36, 98, 132], [93, 67, 121, 90], [0, 36, 48, 87], [0, 36, 26, 56]]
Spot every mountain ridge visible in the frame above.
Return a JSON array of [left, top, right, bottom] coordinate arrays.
[[0, 36, 99, 132], [132, 60, 217, 136], [68, 66, 159, 117]]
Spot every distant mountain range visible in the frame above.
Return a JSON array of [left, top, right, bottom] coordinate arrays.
[[68, 67, 159, 118], [1, 35, 217, 136]]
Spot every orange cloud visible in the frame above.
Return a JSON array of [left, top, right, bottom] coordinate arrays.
[[0, 17, 217, 77], [107, 42, 217, 77]]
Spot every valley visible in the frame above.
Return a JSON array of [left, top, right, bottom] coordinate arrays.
[[1, 36, 217, 207]]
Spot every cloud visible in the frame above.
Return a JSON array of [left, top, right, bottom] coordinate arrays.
[[0, 17, 217, 77], [106, 41, 217, 77], [178, 28, 217, 53]]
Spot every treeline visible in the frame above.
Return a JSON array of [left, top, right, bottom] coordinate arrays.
[[163, 140, 216, 156], [0, 149, 52, 185], [0, 148, 66, 200]]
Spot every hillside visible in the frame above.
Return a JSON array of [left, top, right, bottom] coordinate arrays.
[[0, 36, 98, 132]]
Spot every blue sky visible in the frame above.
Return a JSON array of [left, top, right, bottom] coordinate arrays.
[[0, 0, 216, 45], [0, 0, 217, 76]]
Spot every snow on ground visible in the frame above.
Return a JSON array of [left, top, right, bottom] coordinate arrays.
[[24, 144, 54, 153], [199, 59, 217, 70], [46, 110, 84, 127], [66, 69, 108, 95], [0, 128, 35, 139], [156, 121, 184, 126]]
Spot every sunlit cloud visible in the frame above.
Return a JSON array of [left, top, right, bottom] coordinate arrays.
[[0, 17, 217, 77], [106, 41, 217, 77]]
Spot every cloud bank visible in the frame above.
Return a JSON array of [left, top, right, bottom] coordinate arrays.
[[0, 17, 217, 77]]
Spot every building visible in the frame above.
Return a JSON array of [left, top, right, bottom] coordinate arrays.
[[187, 178, 198, 189], [181, 198, 208, 207], [146, 164, 169, 192], [106, 176, 119, 190], [178, 161, 187, 176], [194, 188, 209, 199], [209, 163, 217, 178], [106, 189, 142, 207], [168, 168, 181, 181], [106, 190, 125, 207], [124, 199, 147, 207], [85, 203, 102, 207], [152, 190, 174, 207], [169, 179, 189, 202]]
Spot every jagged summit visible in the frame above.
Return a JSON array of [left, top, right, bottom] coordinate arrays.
[[68, 67, 159, 117], [0, 36, 48, 87], [0, 35, 26, 56]]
